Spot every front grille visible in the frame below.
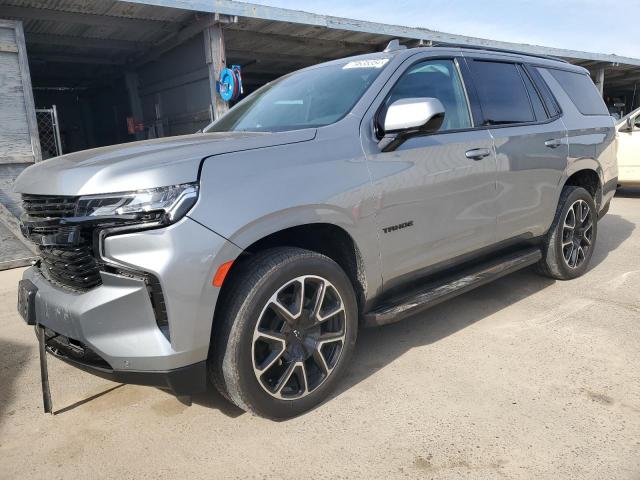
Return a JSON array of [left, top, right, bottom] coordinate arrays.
[[39, 246, 102, 290], [21, 194, 102, 291], [22, 194, 77, 218]]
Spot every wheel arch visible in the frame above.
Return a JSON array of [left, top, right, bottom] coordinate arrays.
[[562, 166, 603, 208], [216, 217, 374, 327]]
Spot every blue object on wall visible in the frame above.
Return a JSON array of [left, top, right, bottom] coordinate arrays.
[[216, 65, 243, 102]]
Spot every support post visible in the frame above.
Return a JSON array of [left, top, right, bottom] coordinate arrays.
[[595, 68, 605, 96], [125, 71, 145, 140], [52, 104, 63, 155], [204, 22, 229, 121], [14, 21, 42, 162]]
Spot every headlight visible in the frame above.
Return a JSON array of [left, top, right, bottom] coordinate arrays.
[[75, 183, 198, 224]]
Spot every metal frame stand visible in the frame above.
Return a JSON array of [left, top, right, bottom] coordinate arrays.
[[36, 325, 53, 414]]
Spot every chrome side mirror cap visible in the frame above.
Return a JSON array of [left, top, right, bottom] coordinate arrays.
[[379, 97, 446, 152], [384, 97, 445, 133]]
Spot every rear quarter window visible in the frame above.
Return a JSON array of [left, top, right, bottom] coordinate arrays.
[[544, 68, 608, 116]]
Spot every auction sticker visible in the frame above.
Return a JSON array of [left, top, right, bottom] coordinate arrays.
[[343, 59, 390, 69]]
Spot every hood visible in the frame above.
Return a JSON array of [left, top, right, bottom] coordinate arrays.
[[14, 129, 316, 196]]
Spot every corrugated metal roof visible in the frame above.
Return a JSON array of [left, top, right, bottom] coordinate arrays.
[[2, 0, 190, 21], [122, 0, 640, 68], [2, 0, 640, 96], [1, 0, 636, 68], [0, 0, 192, 46]]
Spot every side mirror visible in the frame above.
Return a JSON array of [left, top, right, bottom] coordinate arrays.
[[379, 97, 445, 151], [621, 116, 634, 132]]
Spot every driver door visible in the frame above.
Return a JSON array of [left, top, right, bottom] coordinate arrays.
[[361, 56, 498, 289]]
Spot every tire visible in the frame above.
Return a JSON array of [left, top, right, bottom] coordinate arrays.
[[536, 186, 598, 280], [209, 247, 358, 419]]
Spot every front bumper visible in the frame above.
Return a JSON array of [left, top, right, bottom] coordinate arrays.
[[22, 216, 242, 390], [40, 325, 207, 395]]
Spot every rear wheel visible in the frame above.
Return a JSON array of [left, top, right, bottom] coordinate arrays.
[[536, 186, 597, 280], [210, 247, 358, 419]]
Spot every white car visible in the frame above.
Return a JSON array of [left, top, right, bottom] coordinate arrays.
[[617, 108, 640, 186]]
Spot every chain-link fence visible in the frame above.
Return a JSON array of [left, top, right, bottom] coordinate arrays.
[[35, 106, 62, 160]]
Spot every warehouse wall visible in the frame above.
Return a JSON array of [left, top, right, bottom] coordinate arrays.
[[33, 85, 130, 154], [136, 34, 212, 137]]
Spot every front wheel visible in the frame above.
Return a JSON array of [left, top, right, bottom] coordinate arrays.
[[209, 247, 358, 419], [536, 186, 598, 280]]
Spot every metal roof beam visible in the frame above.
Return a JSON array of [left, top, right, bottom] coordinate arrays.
[[26, 33, 149, 51], [1, 4, 176, 31], [119, 0, 640, 67], [227, 49, 332, 67], [605, 75, 640, 86], [131, 13, 217, 67], [28, 53, 125, 65], [225, 29, 374, 57]]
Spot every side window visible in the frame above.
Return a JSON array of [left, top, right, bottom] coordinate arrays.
[[518, 65, 547, 121], [545, 68, 608, 116], [382, 59, 472, 132], [527, 66, 561, 117], [469, 60, 534, 125]]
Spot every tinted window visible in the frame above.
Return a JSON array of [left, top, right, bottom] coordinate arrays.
[[207, 59, 387, 132], [470, 60, 534, 125], [528, 67, 561, 117], [518, 65, 547, 121], [546, 69, 608, 115], [383, 59, 472, 132]]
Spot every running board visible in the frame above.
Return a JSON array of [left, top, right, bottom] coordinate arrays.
[[363, 248, 542, 327]]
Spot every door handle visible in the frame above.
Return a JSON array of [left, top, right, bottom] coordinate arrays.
[[465, 148, 491, 160], [544, 139, 563, 149]]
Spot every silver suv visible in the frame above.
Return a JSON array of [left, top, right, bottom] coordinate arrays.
[[15, 45, 617, 419]]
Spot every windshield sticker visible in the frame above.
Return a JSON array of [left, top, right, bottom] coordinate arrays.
[[343, 59, 389, 70]]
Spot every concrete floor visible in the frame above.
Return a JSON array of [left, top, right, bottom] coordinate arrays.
[[1, 190, 639, 480]]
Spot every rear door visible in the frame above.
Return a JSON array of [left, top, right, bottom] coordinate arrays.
[[361, 54, 498, 289], [462, 56, 568, 242]]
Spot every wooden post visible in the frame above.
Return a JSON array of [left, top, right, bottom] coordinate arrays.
[[5, 20, 42, 162], [595, 68, 605, 96], [204, 22, 229, 121], [125, 71, 145, 140]]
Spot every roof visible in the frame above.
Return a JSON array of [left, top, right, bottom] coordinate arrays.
[[124, 0, 640, 67], [1, 0, 638, 94], [330, 45, 584, 71]]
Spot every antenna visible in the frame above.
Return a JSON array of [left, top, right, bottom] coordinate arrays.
[[383, 39, 407, 53]]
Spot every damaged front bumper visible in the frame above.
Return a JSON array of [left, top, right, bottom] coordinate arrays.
[[18, 216, 242, 399]]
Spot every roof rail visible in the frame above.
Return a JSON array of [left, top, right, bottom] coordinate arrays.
[[428, 42, 570, 63]]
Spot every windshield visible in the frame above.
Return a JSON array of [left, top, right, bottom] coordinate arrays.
[[205, 59, 389, 133]]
